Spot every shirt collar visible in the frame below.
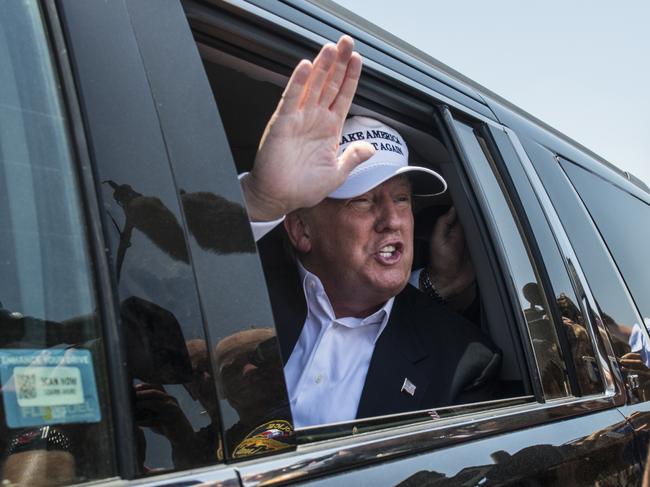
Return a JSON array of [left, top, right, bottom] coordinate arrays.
[[297, 260, 394, 343]]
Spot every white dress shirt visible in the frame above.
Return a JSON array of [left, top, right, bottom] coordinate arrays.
[[239, 173, 285, 241], [408, 267, 423, 289], [283, 262, 394, 428], [242, 176, 409, 427]]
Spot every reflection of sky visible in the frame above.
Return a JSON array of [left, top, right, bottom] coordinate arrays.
[[1, 5, 95, 323], [117, 230, 204, 340], [336, 0, 650, 188], [454, 123, 537, 310]]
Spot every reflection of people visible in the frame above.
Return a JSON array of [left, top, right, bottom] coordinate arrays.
[[3, 426, 75, 486], [215, 330, 293, 457], [133, 331, 292, 464], [622, 320, 650, 402], [395, 415, 636, 486], [628, 319, 650, 367]]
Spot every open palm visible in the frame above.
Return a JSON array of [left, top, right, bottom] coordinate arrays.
[[243, 36, 374, 221]]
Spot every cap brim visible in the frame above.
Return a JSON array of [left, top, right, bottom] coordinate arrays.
[[328, 164, 447, 199]]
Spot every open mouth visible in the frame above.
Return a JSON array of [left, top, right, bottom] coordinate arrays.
[[376, 242, 403, 264]]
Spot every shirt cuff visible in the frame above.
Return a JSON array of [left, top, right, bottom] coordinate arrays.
[[239, 172, 285, 241], [409, 268, 423, 289], [251, 218, 285, 241]]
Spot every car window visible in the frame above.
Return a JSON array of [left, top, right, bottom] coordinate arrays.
[[560, 159, 650, 327], [521, 139, 650, 401], [0, 2, 115, 484], [59, 0, 294, 472], [125, 0, 294, 461], [190, 14, 544, 441], [486, 127, 604, 397]]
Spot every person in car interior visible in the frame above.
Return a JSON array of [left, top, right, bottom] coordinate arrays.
[[238, 35, 498, 427]]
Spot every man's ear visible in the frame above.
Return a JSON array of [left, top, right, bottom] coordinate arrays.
[[284, 211, 312, 254]]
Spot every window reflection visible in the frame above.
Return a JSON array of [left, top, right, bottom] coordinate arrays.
[[393, 416, 638, 485], [215, 330, 293, 457], [102, 180, 291, 469], [453, 121, 569, 399], [103, 181, 255, 281], [0, 2, 114, 484], [128, 319, 293, 465], [561, 159, 650, 323], [523, 141, 650, 403]]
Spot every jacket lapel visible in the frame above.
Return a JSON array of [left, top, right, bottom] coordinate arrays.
[[356, 287, 432, 418], [258, 227, 307, 364]]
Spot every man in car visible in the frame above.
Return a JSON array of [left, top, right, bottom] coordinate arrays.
[[239, 35, 498, 427]]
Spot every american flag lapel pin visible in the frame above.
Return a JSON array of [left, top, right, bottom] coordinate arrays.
[[401, 378, 416, 396]]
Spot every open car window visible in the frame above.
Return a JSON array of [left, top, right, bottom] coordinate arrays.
[[191, 22, 556, 441]]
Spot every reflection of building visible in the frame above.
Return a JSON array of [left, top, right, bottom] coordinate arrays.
[[394, 432, 639, 487]]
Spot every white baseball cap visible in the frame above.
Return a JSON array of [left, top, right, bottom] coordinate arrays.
[[329, 116, 447, 199]]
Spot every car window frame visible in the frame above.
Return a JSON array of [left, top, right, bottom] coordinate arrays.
[[442, 111, 571, 401], [500, 130, 623, 403], [36, 0, 632, 484], [52, 0, 267, 480], [1, 0, 132, 480], [484, 126, 609, 398], [193, 0, 536, 401]]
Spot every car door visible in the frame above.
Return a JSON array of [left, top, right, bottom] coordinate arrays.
[[492, 108, 650, 477], [1, 0, 298, 484], [232, 102, 643, 486]]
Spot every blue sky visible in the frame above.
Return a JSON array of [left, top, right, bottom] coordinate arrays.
[[335, 0, 649, 187]]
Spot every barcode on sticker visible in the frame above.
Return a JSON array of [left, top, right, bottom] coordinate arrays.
[[15, 373, 37, 400]]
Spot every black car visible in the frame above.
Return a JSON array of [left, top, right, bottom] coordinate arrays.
[[1, 1, 650, 485]]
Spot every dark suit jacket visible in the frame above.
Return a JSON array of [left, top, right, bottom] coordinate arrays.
[[258, 228, 500, 419]]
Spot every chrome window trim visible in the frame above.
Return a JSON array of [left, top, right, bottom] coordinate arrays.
[[234, 394, 616, 486], [500, 127, 623, 403], [62, 466, 241, 487], [134, 467, 241, 487]]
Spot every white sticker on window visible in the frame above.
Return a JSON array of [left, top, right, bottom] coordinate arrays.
[[14, 366, 84, 407], [0, 348, 101, 427]]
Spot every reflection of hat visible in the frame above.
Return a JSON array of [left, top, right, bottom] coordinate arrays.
[[329, 116, 447, 199]]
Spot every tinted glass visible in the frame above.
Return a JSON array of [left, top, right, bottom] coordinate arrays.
[[453, 120, 569, 399], [488, 128, 603, 396], [60, 0, 223, 474], [61, 0, 294, 471], [561, 160, 650, 324], [522, 140, 650, 402], [126, 0, 293, 461], [0, 2, 114, 484]]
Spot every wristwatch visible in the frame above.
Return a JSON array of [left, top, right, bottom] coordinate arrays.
[[419, 268, 446, 304]]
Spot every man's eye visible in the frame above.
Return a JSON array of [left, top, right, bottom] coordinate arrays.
[[349, 198, 372, 209], [395, 195, 412, 205]]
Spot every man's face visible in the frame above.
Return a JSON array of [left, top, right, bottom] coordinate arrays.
[[296, 176, 414, 317]]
